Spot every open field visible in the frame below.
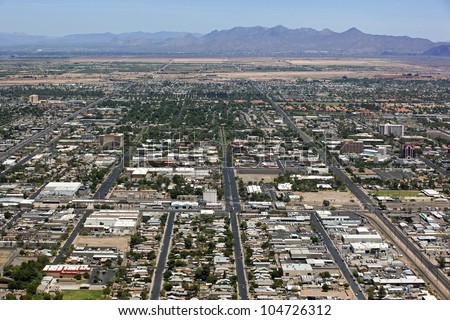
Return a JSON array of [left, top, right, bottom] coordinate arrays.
[[297, 191, 360, 207], [236, 173, 279, 184], [2, 56, 449, 85], [74, 235, 130, 253], [369, 190, 423, 197], [286, 58, 410, 67], [0, 249, 15, 266], [62, 290, 104, 300]]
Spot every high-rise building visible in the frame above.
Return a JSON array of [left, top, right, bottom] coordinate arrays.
[[379, 124, 404, 137], [401, 144, 415, 159], [340, 140, 364, 154]]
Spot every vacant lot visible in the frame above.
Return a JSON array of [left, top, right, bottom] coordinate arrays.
[[237, 174, 279, 184], [370, 190, 422, 197], [62, 290, 104, 300], [74, 235, 130, 253], [0, 249, 15, 266], [296, 191, 360, 207]]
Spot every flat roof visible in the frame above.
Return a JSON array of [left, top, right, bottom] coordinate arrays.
[[282, 263, 313, 271]]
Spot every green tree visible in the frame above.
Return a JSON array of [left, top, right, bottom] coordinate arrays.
[[378, 285, 386, 299], [437, 256, 446, 269], [163, 282, 173, 292]]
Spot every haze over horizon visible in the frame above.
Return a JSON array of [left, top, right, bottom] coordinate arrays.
[[1, 0, 450, 42]]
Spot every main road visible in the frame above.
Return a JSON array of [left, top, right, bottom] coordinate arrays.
[[150, 210, 176, 300], [422, 158, 450, 178], [53, 209, 93, 264], [311, 212, 366, 300], [220, 126, 249, 300], [0, 97, 109, 164], [254, 83, 450, 299]]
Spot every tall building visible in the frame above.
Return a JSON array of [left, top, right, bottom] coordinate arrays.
[[340, 140, 364, 154], [401, 144, 415, 159], [379, 124, 404, 137], [29, 94, 39, 105]]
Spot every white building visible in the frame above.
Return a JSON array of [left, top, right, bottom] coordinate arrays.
[[203, 189, 218, 203], [277, 183, 292, 191], [39, 182, 82, 198], [281, 263, 314, 277], [246, 185, 262, 194], [341, 234, 383, 243], [379, 124, 404, 137], [84, 210, 140, 233]]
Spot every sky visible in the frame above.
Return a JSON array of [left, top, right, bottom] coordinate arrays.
[[1, 0, 450, 41]]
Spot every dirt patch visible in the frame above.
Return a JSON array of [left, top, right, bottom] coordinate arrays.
[[10, 256, 36, 266], [73, 235, 130, 253], [0, 249, 15, 266], [236, 173, 279, 184], [295, 191, 360, 207]]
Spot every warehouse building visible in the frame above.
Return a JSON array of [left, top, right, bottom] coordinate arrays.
[[39, 182, 82, 198]]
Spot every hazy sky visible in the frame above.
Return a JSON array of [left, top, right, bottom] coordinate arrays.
[[1, 0, 450, 41]]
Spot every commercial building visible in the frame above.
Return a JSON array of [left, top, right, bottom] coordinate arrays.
[[340, 140, 364, 154], [350, 242, 389, 254], [203, 189, 218, 203], [39, 182, 82, 198], [84, 210, 140, 233], [99, 133, 124, 148], [281, 263, 314, 277], [246, 185, 262, 194], [43, 264, 92, 279], [379, 124, 404, 137], [341, 234, 383, 243]]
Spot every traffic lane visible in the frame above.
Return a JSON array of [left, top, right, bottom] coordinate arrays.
[[260, 81, 450, 296], [150, 210, 175, 300], [423, 158, 450, 178], [53, 210, 92, 264], [311, 213, 366, 300], [223, 166, 247, 299], [230, 211, 248, 300], [93, 159, 124, 199]]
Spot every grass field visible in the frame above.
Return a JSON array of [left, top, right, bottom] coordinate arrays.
[[370, 190, 422, 197], [62, 290, 104, 300]]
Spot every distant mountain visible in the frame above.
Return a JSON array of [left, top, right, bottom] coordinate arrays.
[[58, 31, 202, 44], [0, 32, 55, 46], [423, 44, 450, 56], [0, 26, 446, 56], [178, 26, 437, 55]]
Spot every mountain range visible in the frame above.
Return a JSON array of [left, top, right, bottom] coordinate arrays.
[[0, 26, 448, 56]]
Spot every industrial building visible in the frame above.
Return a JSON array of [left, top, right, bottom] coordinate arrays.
[[39, 182, 82, 198], [84, 209, 140, 234]]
